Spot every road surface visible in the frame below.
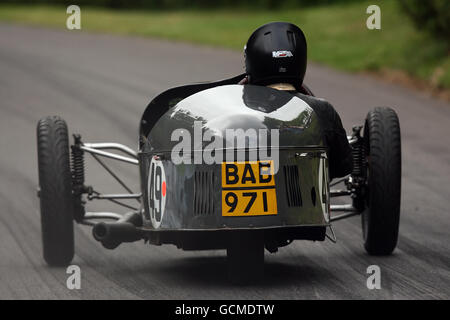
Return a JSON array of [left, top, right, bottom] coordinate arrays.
[[0, 24, 449, 299]]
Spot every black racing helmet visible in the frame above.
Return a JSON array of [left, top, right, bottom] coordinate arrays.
[[245, 22, 307, 89]]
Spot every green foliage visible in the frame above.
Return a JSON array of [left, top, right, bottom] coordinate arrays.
[[399, 0, 450, 39]]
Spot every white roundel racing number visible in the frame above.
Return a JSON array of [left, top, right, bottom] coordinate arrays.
[[148, 157, 167, 229]]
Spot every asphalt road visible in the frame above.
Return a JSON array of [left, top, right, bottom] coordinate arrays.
[[0, 24, 449, 299]]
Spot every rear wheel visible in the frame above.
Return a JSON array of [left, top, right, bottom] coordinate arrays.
[[37, 116, 74, 266], [227, 231, 264, 284], [362, 107, 401, 255]]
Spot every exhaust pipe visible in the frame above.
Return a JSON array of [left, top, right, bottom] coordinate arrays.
[[92, 212, 143, 249]]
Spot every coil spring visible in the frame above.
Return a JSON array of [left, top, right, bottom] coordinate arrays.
[[71, 144, 85, 189], [352, 140, 365, 176]]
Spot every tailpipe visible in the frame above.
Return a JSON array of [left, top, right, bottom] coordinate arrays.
[[92, 212, 143, 249]]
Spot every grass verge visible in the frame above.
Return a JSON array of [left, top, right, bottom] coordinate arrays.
[[0, 2, 449, 92]]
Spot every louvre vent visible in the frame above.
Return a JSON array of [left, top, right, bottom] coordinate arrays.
[[284, 165, 302, 207], [194, 171, 215, 215]]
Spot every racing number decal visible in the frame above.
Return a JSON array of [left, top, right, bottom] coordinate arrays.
[[221, 161, 277, 216], [148, 157, 167, 228]]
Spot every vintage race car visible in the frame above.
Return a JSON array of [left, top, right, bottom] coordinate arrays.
[[37, 74, 401, 283]]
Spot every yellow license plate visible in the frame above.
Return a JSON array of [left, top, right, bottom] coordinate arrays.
[[221, 160, 277, 216]]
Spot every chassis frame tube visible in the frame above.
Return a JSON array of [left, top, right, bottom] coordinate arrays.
[[80, 145, 138, 165], [329, 204, 360, 222], [83, 142, 138, 158], [88, 193, 142, 200]]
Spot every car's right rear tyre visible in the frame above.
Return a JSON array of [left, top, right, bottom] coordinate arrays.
[[362, 107, 401, 256], [37, 116, 74, 266], [227, 231, 264, 284]]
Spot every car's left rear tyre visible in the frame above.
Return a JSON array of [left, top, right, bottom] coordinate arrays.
[[37, 116, 74, 266]]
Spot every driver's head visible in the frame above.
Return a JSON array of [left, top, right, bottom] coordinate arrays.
[[244, 22, 307, 90]]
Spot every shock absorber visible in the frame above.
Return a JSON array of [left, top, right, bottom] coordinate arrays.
[[71, 135, 85, 188], [349, 126, 366, 211], [351, 126, 365, 177], [71, 134, 86, 222]]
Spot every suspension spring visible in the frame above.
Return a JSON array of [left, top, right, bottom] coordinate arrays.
[[71, 135, 85, 189], [352, 141, 364, 176], [351, 126, 365, 177], [71, 134, 86, 222]]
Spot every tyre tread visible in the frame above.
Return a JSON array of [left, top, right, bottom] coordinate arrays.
[[37, 116, 74, 266], [363, 107, 401, 255]]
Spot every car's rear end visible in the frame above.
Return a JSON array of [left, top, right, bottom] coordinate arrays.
[[139, 85, 330, 255]]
